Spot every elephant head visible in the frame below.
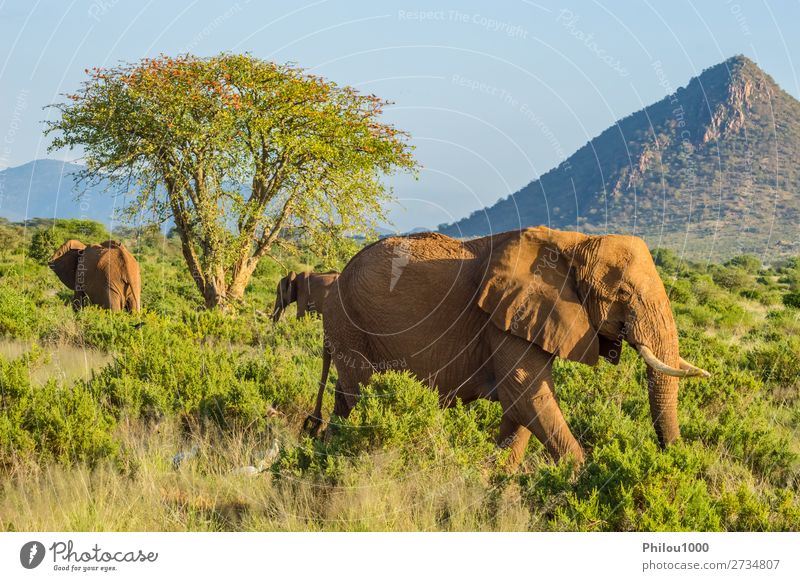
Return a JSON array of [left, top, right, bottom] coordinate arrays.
[[272, 271, 297, 322], [477, 227, 709, 448], [48, 239, 87, 291]]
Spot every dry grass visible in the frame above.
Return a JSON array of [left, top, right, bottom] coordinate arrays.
[[0, 418, 532, 532], [0, 338, 111, 386]]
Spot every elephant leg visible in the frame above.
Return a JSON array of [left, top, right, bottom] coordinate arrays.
[[107, 288, 125, 311], [496, 417, 532, 469], [332, 352, 373, 417], [329, 331, 373, 419], [517, 386, 584, 465], [488, 326, 585, 467]]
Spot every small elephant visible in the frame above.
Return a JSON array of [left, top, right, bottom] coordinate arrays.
[[309, 227, 709, 469], [49, 239, 141, 312], [271, 271, 339, 322]]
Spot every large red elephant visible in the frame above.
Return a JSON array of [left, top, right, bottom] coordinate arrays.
[[307, 227, 709, 469]]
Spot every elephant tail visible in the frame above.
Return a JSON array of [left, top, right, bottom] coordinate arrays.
[[123, 281, 140, 313], [302, 337, 332, 437]]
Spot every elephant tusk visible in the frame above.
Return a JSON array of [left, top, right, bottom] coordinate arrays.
[[637, 345, 710, 378], [679, 357, 712, 378]]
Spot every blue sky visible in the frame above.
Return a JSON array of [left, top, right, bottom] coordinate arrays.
[[1, 0, 798, 230]]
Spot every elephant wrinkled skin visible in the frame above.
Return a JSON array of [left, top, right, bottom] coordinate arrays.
[[49, 239, 141, 312], [313, 227, 709, 469]]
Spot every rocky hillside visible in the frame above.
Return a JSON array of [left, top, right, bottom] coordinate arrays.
[[441, 56, 800, 260]]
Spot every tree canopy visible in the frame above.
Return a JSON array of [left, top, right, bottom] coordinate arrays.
[[47, 53, 416, 307]]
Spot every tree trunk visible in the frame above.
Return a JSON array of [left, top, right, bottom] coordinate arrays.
[[196, 257, 260, 309], [228, 257, 259, 303], [170, 193, 277, 309], [203, 268, 228, 309]]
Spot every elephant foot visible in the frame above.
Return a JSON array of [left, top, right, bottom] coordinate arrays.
[[496, 420, 532, 472], [302, 414, 324, 438]]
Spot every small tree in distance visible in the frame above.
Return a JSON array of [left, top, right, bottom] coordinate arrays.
[[47, 54, 416, 308], [29, 229, 57, 264]]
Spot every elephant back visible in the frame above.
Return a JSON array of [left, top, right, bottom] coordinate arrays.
[[334, 232, 480, 336], [96, 241, 142, 310]]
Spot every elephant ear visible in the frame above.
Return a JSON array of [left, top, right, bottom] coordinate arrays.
[[282, 271, 298, 302], [476, 228, 599, 365], [48, 239, 87, 291]]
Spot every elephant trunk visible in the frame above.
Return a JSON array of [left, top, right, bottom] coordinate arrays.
[[629, 301, 682, 448], [646, 355, 681, 447], [271, 289, 286, 322]]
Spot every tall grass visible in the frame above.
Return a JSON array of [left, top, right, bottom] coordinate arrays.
[[0, 229, 798, 531]]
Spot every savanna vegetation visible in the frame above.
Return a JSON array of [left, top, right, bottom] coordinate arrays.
[[0, 221, 798, 531]]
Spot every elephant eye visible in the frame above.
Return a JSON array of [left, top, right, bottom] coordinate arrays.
[[617, 286, 632, 301]]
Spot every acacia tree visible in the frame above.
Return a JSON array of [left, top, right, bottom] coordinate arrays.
[[47, 54, 415, 308]]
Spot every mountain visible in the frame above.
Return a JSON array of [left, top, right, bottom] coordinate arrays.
[[377, 225, 432, 236], [440, 56, 800, 260], [0, 159, 133, 226]]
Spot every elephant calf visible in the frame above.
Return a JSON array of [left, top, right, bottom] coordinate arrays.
[[271, 271, 339, 322], [49, 239, 141, 312]]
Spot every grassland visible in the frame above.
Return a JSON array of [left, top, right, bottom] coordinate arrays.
[[0, 220, 799, 531]]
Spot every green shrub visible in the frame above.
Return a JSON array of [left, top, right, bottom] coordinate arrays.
[[690, 274, 725, 305], [0, 287, 44, 339], [0, 349, 118, 466], [522, 441, 721, 531], [664, 278, 692, 304], [746, 336, 800, 395], [275, 372, 499, 481], [725, 254, 762, 273], [28, 229, 58, 264], [712, 266, 754, 293], [784, 291, 800, 309], [652, 248, 683, 273]]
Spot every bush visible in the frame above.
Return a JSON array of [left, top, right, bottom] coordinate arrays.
[[652, 248, 683, 273], [275, 372, 500, 480], [725, 254, 762, 273], [690, 275, 725, 305], [784, 291, 800, 309], [28, 229, 58, 264], [522, 441, 721, 531], [0, 286, 45, 338], [746, 336, 800, 396], [664, 278, 692, 304], [0, 349, 118, 467], [711, 266, 754, 293]]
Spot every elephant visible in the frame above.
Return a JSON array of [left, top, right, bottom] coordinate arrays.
[[49, 239, 141, 312], [306, 227, 709, 469], [271, 271, 339, 322]]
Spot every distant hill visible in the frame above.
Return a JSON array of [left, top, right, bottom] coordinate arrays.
[[440, 56, 800, 260], [0, 160, 426, 239], [375, 225, 432, 238], [0, 159, 138, 227]]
